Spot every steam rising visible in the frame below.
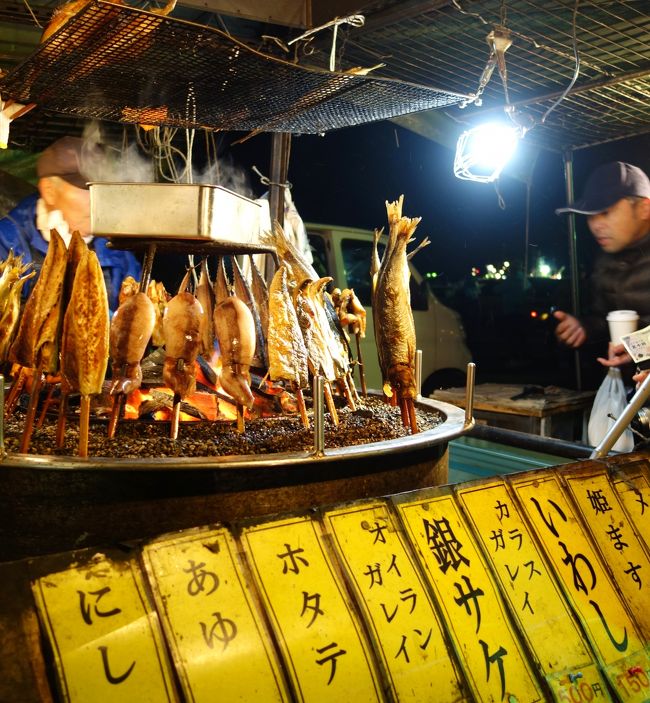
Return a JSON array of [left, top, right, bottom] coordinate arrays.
[[78, 122, 255, 199]]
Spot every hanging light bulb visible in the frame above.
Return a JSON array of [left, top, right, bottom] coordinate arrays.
[[453, 121, 520, 182]]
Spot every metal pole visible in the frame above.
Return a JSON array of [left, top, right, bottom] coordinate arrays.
[[415, 349, 422, 400], [313, 375, 325, 456], [266, 132, 292, 282], [562, 150, 582, 390], [464, 362, 476, 428], [590, 372, 650, 458]]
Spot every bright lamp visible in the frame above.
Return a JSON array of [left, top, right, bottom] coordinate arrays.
[[453, 122, 520, 183]]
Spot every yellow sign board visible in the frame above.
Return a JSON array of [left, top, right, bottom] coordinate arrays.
[[561, 466, 650, 642], [142, 527, 290, 702], [393, 488, 545, 702], [31, 552, 177, 702], [455, 478, 611, 702], [240, 515, 384, 702], [321, 500, 468, 702], [509, 471, 650, 703], [611, 464, 650, 554]]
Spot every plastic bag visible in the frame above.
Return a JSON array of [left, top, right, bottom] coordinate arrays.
[[587, 368, 634, 451]]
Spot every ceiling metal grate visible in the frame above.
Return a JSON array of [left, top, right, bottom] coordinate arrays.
[[334, 0, 650, 151], [0, 0, 467, 136]]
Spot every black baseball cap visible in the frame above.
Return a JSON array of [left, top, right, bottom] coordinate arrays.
[[555, 161, 650, 215]]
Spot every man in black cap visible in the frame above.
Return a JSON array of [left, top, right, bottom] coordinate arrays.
[[553, 161, 650, 377], [0, 136, 141, 311]]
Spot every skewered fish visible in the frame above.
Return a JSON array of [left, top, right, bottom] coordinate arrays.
[[373, 196, 420, 426], [214, 257, 231, 307], [0, 252, 34, 362], [9, 229, 68, 373], [213, 296, 256, 409], [232, 256, 267, 369], [196, 259, 215, 356], [109, 292, 156, 395], [162, 286, 204, 399], [249, 256, 269, 341], [268, 265, 308, 388], [60, 249, 109, 396], [63, 231, 88, 305]]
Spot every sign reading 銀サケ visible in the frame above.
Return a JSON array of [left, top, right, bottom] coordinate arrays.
[[320, 499, 468, 702], [509, 470, 650, 703], [560, 465, 650, 642], [392, 486, 545, 703], [610, 461, 650, 554], [31, 552, 178, 702], [141, 526, 291, 702], [239, 514, 385, 702], [455, 477, 611, 702]]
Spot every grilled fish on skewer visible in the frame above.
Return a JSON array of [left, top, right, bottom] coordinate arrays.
[[293, 281, 335, 382], [232, 256, 267, 369], [213, 296, 256, 409], [61, 249, 109, 395], [196, 258, 215, 356], [214, 257, 231, 307], [0, 253, 35, 362], [9, 229, 67, 373], [61, 250, 110, 457], [374, 196, 421, 431], [109, 292, 156, 395], [261, 221, 319, 285], [249, 256, 269, 341], [268, 266, 308, 389]]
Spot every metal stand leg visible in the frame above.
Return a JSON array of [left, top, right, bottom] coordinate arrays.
[[590, 372, 650, 458]]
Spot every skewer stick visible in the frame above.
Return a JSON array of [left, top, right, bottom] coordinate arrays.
[[107, 393, 124, 439], [56, 392, 68, 448], [295, 386, 309, 428], [79, 394, 91, 457], [170, 393, 181, 439], [339, 377, 356, 411], [324, 382, 339, 426], [354, 333, 367, 396], [236, 403, 245, 433], [37, 382, 57, 428], [348, 371, 361, 405], [399, 397, 409, 428], [407, 398, 419, 434], [19, 366, 43, 454], [4, 366, 28, 419]]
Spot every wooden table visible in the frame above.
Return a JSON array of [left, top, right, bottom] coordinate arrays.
[[432, 383, 596, 441]]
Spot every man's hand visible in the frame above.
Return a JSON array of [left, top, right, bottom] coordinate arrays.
[[633, 369, 650, 387], [597, 342, 633, 367], [553, 310, 586, 348]]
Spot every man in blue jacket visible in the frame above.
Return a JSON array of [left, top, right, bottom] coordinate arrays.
[[0, 136, 141, 311]]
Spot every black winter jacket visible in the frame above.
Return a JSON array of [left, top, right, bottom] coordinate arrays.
[[582, 231, 650, 345]]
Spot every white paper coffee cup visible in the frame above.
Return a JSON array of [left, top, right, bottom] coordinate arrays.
[[607, 309, 639, 345]]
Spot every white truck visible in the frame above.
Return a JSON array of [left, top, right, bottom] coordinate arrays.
[[306, 223, 472, 396]]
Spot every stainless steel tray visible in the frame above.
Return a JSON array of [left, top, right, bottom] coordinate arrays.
[[90, 183, 261, 242]]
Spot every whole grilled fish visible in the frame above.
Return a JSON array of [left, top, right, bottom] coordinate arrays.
[[61, 249, 110, 396], [373, 196, 421, 400], [9, 229, 68, 372]]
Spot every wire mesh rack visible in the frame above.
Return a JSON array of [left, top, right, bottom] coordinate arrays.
[[0, 0, 468, 136], [333, 0, 650, 151]]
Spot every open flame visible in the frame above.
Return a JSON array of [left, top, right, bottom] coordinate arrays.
[[122, 352, 285, 423]]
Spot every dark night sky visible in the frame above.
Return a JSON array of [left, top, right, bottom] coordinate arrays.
[[223, 120, 650, 288]]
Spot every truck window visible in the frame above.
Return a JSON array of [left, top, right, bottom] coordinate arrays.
[[308, 233, 329, 279], [341, 238, 381, 306], [341, 238, 428, 311]]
